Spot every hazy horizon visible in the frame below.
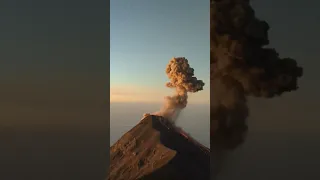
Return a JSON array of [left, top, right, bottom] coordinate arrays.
[[110, 102, 210, 148]]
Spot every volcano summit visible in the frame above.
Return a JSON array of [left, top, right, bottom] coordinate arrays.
[[108, 115, 210, 180]]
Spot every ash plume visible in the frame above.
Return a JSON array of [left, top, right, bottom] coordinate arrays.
[[154, 57, 205, 122], [210, 0, 303, 177]]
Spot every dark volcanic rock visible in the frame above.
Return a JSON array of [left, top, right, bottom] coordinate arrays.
[[107, 115, 210, 180]]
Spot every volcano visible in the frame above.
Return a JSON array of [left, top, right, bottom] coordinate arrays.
[[107, 115, 210, 180]]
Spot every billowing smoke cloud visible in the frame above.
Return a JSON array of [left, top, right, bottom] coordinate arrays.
[[210, 0, 303, 177], [154, 57, 205, 122]]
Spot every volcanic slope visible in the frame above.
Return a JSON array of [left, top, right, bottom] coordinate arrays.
[[108, 115, 210, 180]]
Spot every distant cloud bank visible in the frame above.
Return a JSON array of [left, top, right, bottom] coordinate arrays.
[[110, 85, 209, 104]]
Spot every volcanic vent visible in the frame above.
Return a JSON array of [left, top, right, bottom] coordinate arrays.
[[108, 115, 210, 180]]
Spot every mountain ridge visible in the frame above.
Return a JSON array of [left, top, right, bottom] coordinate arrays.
[[108, 115, 210, 180]]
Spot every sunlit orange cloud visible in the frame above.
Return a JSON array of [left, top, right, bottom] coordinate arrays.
[[110, 85, 209, 104]]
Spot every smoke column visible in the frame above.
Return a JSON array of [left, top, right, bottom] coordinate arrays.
[[153, 57, 205, 122], [210, 0, 303, 177]]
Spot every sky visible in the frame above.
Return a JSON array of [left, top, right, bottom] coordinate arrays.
[[110, 0, 210, 104]]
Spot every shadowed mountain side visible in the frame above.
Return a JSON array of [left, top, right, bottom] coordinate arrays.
[[108, 115, 210, 180]]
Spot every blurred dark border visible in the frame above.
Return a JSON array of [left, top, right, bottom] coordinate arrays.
[[0, 0, 110, 179]]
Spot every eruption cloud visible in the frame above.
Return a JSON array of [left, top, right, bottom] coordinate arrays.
[[154, 57, 205, 122], [210, 0, 303, 177]]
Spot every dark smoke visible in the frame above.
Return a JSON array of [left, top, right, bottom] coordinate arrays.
[[210, 0, 303, 177], [154, 57, 205, 122]]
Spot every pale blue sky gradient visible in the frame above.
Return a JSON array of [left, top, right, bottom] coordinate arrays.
[[110, 0, 210, 103]]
